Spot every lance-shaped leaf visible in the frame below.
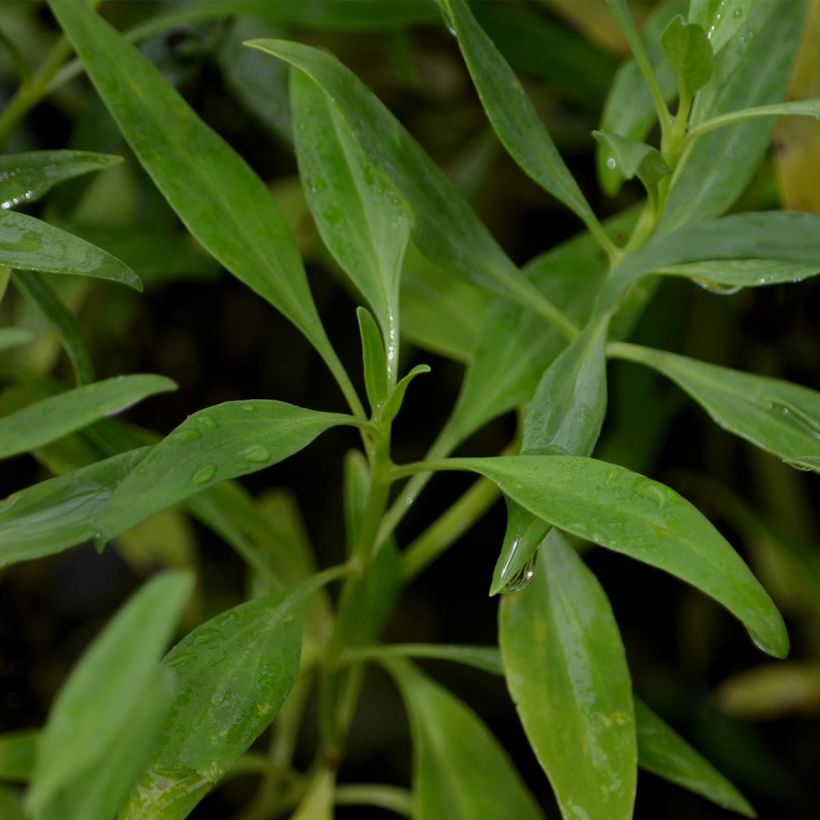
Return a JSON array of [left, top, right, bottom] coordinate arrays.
[[435, 455, 788, 657], [245, 39, 551, 315], [0, 208, 140, 289], [0, 150, 121, 210], [0, 447, 150, 569], [635, 698, 755, 817], [610, 344, 820, 474], [603, 211, 820, 307], [690, 96, 820, 137], [122, 576, 324, 819], [357, 306, 389, 414], [656, 259, 820, 289], [97, 400, 356, 541], [500, 532, 636, 820], [0, 374, 175, 460], [0, 731, 37, 782], [493, 320, 610, 594], [27, 571, 191, 815], [291, 71, 410, 370], [592, 130, 669, 193], [440, 0, 603, 241], [389, 660, 544, 820], [661, 0, 806, 230], [660, 15, 715, 101], [47, 1, 339, 374]]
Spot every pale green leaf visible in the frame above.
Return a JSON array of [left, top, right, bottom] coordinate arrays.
[[441, 0, 600, 235], [500, 532, 636, 820], [0, 374, 175, 460], [0, 447, 150, 569], [689, 0, 754, 54], [441, 455, 788, 657], [390, 661, 544, 820], [0, 150, 121, 210], [27, 571, 192, 813], [660, 15, 715, 100], [657, 258, 820, 288], [592, 130, 669, 189], [123, 577, 321, 819], [635, 698, 755, 817], [609, 344, 820, 474], [0, 328, 32, 353], [48, 0, 339, 371], [0, 208, 140, 289], [691, 96, 820, 138], [97, 400, 355, 541]]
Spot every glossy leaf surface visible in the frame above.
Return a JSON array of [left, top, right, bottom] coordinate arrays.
[[124, 578, 319, 819], [449, 455, 788, 657], [0, 150, 121, 210], [391, 661, 544, 820], [98, 400, 353, 540], [442, 0, 598, 233], [48, 0, 335, 362], [500, 532, 636, 820], [0, 208, 139, 289], [27, 571, 191, 814], [0, 374, 175, 460], [0, 447, 150, 569], [292, 70, 410, 367], [610, 344, 820, 474], [635, 698, 754, 817]]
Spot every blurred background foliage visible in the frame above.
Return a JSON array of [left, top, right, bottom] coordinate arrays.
[[0, 1, 818, 817]]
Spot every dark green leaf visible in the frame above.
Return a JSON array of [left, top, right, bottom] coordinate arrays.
[[445, 455, 788, 657], [610, 344, 820, 474], [27, 571, 191, 814], [0, 208, 140, 289], [635, 698, 755, 817], [11, 270, 95, 385], [0, 150, 121, 210], [441, 0, 602, 238], [357, 307, 389, 414], [500, 532, 636, 819], [0, 447, 150, 569], [390, 661, 544, 820], [0, 731, 37, 782], [0, 785, 26, 820], [381, 364, 430, 426], [293, 71, 411, 368], [123, 577, 322, 819], [0, 374, 175, 460], [48, 0, 340, 372], [97, 401, 353, 541], [660, 16, 715, 100]]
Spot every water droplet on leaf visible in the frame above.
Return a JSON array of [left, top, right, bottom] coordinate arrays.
[[241, 444, 270, 463], [502, 553, 537, 592], [192, 465, 216, 485]]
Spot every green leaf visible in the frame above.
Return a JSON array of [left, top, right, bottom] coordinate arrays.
[[0, 731, 37, 782], [441, 455, 788, 657], [635, 698, 755, 817], [661, 0, 806, 229], [440, 0, 603, 240], [27, 571, 192, 814], [596, 1, 684, 195], [656, 258, 820, 288], [381, 364, 430, 426], [97, 400, 355, 541], [0, 328, 32, 353], [0, 208, 140, 289], [123, 577, 321, 819], [357, 307, 389, 414], [691, 96, 820, 138], [292, 71, 411, 370], [0, 374, 175, 460], [389, 661, 544, 820], [11, 270, 95, 385], [592, 130, 670, 191], [245, 39, 550, 316], [609, 344, 820, 474], [500, 532, 636, 820], [0, 785, 26, 820], [347, 644, 503, 676], [48, 1, 341, 379], [0, 150, 121, 210], [0, 447, 150, 569], [604, 211, 820, 307], [660, 15, 715, 100], [689, 0, 754, 54]]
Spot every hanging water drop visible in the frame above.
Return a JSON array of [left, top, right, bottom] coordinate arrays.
[[192, 464, 216, 485], [93, 532, 107, 553], [241, 444, 270, 463], [502, 553, 537, 593], [694, 277, 742, 295], [733, 6, 743, 18]]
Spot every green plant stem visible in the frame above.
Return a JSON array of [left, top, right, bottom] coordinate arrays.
[[401, 476, 499, 581], [335, 784, 413, 817]]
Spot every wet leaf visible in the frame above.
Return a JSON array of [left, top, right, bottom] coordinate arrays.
[[660, 15, 714, 101]]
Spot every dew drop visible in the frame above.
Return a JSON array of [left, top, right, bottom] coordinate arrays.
[[502, 553, 537, 593], [694, 277, 742, 295], [241, 444, 270, 463], [733, 6, 743, 18], [606, 157, 617, 170], [242, 403, 256, 412], [93, 532, 107, 553], [175, 428, 200, 442], [199, 415, 216, 429], [192, 465, 216, 485]]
